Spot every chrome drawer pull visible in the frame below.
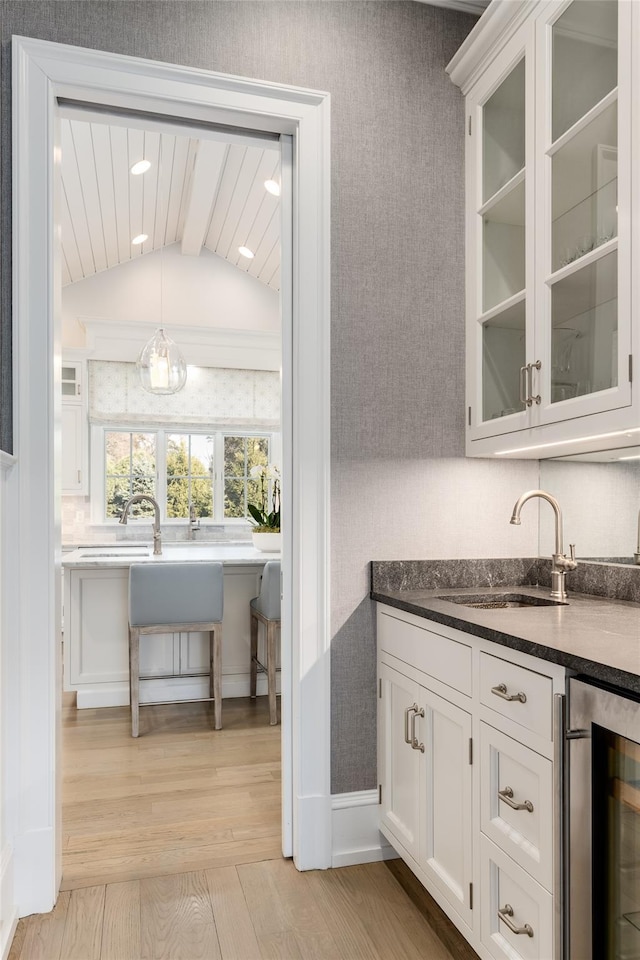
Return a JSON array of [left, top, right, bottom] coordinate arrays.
[[404, 704, 416, 745], [499, 786, 534, 813], [498, 904, 534, 938], [491, 682, 527, 704], [410, 705, 425, 752]]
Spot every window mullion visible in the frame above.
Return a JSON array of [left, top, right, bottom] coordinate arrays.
[[157, 430, 167, 521]]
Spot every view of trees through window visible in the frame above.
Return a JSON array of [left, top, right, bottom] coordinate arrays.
[[105, 432, 156, 518], [224, 436, 269, 517], [104, 430, 272, 521]]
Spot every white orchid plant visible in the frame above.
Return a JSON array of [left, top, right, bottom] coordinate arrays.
[[248, 464, 281, 533]]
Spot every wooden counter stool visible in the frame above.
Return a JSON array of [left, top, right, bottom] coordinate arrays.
[[250, 561, 281, 725], [128, 562, 224, 737]]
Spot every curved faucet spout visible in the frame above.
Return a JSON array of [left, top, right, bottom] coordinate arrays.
[[509, 489, 576, 601], [510, 489, 564, 556], [119, 493, 162, 555]]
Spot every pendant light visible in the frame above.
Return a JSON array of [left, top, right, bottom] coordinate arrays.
[[137, 327, 187, 395], [136, 241, 187, 395]]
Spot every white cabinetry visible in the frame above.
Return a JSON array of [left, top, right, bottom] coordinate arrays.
[[448, 0, 639, 458], [64, 563, 269, 708], [61, 359, 87, 494], [377, 603, 566, 960]]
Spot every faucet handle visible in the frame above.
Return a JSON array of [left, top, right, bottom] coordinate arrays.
[[569, 544, 575, 562]]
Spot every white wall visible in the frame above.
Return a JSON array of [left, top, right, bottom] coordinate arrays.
[[62, 243, 280, 349]]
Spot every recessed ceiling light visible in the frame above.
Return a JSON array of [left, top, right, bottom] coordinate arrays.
[[132, 234, 148, 245], [264, 179, 280, 197], [130, 160, 151, 175], [238, 246, 255, 259]]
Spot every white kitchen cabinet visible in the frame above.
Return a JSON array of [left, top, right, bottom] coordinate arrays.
[[377, 603, 565, 960], [448, 0, 639, 458], [64, 563, 269, 708], [61, 359, 88, 494]]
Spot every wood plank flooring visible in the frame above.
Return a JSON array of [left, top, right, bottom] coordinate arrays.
[[8, 694, 477, 959], [61, 696, 281, 889], [10, 861, 475, 960]]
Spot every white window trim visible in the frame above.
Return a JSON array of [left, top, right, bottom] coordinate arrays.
[[11, 37, 330, 917], [91, 424, 278, 526]]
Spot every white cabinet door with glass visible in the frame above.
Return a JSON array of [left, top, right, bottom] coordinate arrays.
[[451, 0, 638, 458], [61, 359, 88, 494]]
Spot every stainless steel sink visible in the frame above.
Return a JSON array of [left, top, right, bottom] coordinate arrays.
[[438, 592, 567, 610], [79, 551, 150, 557]]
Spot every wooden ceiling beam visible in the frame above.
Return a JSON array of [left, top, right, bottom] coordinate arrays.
[[180, 140, 228, 257]]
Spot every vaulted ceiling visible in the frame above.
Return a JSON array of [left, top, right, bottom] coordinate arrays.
[[60, 118, 281, 292]]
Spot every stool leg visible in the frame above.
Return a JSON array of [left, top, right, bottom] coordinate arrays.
[[213, 623, 222, 731], [129, 626, 140, 738], [209, 630, 215, 702], [250, 610, 258, 699], [267, 620, 277, 725]]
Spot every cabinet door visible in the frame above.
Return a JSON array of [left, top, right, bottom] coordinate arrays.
[[467, 25, 536, 441], [419, 687, 473, 928], [69, 568, 129, 684], [379, 662, 422, 862], [61, 403, 84, 493], [61, 361, 82, 401], [536, 0, 632, 426]]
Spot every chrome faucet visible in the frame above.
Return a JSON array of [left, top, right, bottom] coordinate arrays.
[[510, 489, 577, 601], [119, 494, 162, 555], [188, 504, 200, 540], [635, 507, 640, 565]]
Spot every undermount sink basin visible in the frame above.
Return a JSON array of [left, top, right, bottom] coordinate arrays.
[[438, 592, 567, 610], [79, 550, 150, 557]]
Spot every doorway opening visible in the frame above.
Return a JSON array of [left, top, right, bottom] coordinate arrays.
[[10, 36, 330, 916], [58, 104, 286, 887]]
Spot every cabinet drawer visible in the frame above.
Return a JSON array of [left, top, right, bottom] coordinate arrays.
[[379, 611, 472, 696], [480, 652, 553, 740], [480, 723, 553, 890], [480, 835, 553, 960]]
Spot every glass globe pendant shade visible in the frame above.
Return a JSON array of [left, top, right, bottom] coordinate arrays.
[[137, 328, 187, 395]]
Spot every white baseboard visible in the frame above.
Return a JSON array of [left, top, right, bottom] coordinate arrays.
[[0, 846, 17, 960], [331, 790, 398, 868], [75, 672, 280, 709], [14, 827, 57, 919]]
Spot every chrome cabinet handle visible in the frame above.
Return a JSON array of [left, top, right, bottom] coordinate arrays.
[[410, 706, 425, 753], [499, 786, 534, 813], [404, 704, 416, 745], [498, 904, 534, 938], [519, 365, 529, 406], [528, 360, 542, 405], [491, 683, 526, 704]]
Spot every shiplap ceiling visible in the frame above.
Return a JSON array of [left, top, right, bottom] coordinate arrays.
[[60, 118, 281, 291]]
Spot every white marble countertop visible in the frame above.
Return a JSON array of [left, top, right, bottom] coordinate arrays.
[[62, 542, 279, 568]]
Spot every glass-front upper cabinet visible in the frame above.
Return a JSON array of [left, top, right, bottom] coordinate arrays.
[[540, 0, 631, 424], [455, 0, 636, 456], [467, 26, 534, 434]]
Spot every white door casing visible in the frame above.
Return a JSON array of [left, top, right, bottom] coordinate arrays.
[[10, 36, 330, 914]]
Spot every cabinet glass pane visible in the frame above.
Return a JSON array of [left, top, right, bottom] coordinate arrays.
[[552, 0, 617, 143], [482, 299, 526, 421], [552, 101, 617, 272], [483, 178, 525, 312], [61, 382, 77, 397], [483, 58, 525, 202], [62, 366, 77, 382], [550, 250, 617, 402]]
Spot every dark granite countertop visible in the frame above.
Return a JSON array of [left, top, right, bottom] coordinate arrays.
[[371, 560, 640, 695]]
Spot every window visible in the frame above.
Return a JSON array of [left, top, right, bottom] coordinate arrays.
[[224, 435, 269, 518], [166, 434, 214, 518], [105, 431, 156, 518], [97, 426, 275, 523]]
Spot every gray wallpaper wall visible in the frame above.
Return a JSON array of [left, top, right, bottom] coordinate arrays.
[[1, 1, 531, 796]]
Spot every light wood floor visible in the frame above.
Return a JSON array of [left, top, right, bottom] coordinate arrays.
[[9, 695, 478, 959], [61, 695, 282, 890], [9, 859, 477, 960]]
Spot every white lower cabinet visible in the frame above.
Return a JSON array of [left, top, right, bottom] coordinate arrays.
[[377, 603, 565, 960], [65, 564, 267, 707], [480, 835, 553, 960]]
